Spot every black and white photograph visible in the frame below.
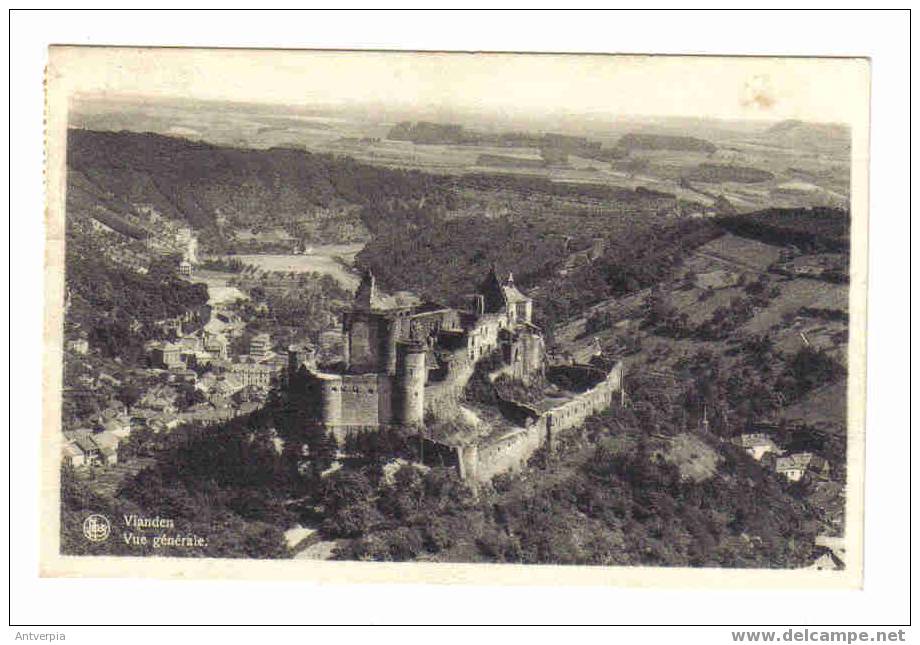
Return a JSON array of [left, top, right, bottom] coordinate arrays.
[[41, 46, 869, 585]]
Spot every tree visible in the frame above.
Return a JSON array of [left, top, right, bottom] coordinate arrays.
[[783, 346, 844, 400], [320, 470, 373, 515], [305, 425, 338, 472], [175, 382, 207, 411], [115, 383, 142, 413]]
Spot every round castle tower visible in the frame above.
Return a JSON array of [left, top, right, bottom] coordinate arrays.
[[394, 339, 426, 426], [316, 373, 342, 427]]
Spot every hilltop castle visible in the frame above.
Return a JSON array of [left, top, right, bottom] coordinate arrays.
[[287, 266, 546, 440]]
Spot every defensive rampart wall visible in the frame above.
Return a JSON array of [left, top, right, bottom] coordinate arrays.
[[454, 361, 624, 484]]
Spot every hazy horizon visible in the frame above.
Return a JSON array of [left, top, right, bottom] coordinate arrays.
[[54, 48, 867, 128]]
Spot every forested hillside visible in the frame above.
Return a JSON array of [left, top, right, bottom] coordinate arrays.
[[67, 129, 458, 251], [64, 216, 209, 364], [715, 207, 850, 253]]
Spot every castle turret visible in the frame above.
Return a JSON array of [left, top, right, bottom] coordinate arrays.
[[383, 318, 400, 374], [394, 339, 426, 426], [288, 344, 316, 376]]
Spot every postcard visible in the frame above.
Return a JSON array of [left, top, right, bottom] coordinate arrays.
[[42, 47, 868, 586]]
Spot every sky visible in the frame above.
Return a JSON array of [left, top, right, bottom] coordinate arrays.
[[48, 47, 869, 125]]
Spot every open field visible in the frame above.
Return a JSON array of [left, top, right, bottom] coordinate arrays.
[[224, 243, 365, 291], [192, 270, 249, 306]]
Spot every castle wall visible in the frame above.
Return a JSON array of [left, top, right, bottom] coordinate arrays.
[[377, 375, 393, 425], [418, 436, 460, 469], [473, 423, 546, 482], [547, 364, 609, 390], [448, 361, 625, 485], [297, 369, 395, 438], [343, 311, 410, 375], [456, 444, 480, 482], [424, 348, 476, 416], [409, 309, 460, 340], [339, 374, 384, 427], [467, 314, 506, 361], [508, 330, 545, 383]]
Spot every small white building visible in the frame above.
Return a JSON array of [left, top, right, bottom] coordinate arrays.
[[62, 441, 86, 468], [249, 333, 272, 358], [736, 432, 780, 461], [66, 338, 90, 355]]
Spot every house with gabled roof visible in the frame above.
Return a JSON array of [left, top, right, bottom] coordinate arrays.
[[62, 429, 119, 467], [776, 452, 829, 482]]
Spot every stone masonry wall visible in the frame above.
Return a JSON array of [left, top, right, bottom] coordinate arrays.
[[339, 374, 385, 427], [455, 361, 624, 484]]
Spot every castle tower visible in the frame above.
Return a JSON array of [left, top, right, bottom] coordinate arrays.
[[287, 344, 316, 376], [393, 339, 426, 426], [383, 318, 401, 374]]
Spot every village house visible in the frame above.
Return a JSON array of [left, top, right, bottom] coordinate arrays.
[[776, 452, 830, 482], [66, 337, 90, 355], [196, 373, 246, 402], [62, 441, 86, 468], [171, 368, 198, 384], [176, 406, 238, 426], [175, 334, 203, 352], [62, 429, 120, 467], [249, 332, 272, 358], [230, 359, 281, 388], [735, 432, 781, 461], [203, 332, 228, 359], [150, 342, 183, 369], [232, 384, 269, 404], [137, 385, 178, 414], [91, 405, 132, 438], [92, 431, 120, 463], [100, 417, 132, 439], [148, 413, 181, 433], [204, 314, 245, 340]]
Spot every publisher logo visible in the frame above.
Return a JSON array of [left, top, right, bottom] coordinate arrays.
[[82, 514, 111, 542]]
